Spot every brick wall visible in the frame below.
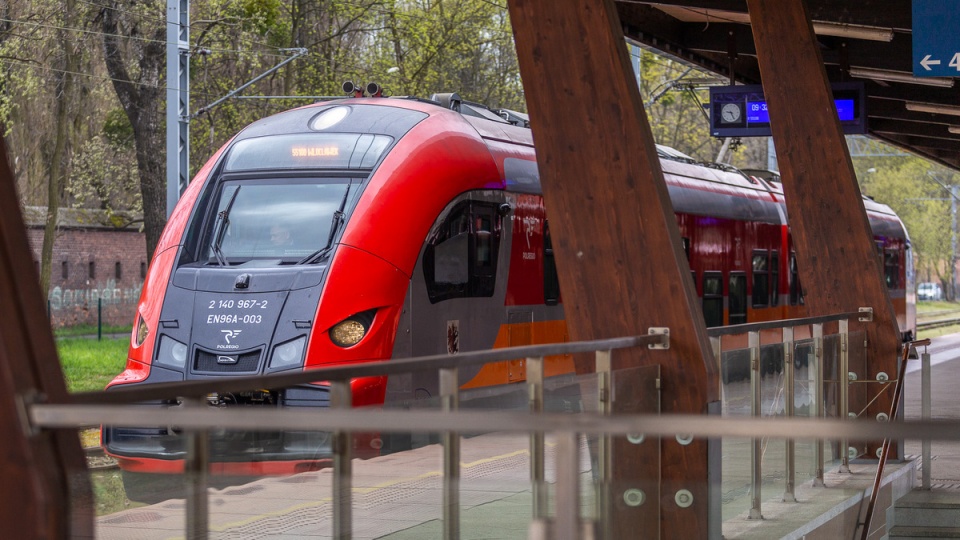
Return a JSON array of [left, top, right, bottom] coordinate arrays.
[[26, 226, 147, 329]]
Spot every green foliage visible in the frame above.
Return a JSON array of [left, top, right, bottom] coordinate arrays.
[[855, 157, 958, 297], [633, 47, 724, 161], [57, 337, 128, 393], [102, 108, 134, 148], [240, 0, 283, 36]]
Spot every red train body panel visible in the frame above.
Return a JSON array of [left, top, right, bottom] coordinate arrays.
[[103, 96, 914, 482]]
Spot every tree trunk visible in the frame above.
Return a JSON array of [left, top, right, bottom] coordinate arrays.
[[100, 1, 167, 263], [41, 0, 80, 296]]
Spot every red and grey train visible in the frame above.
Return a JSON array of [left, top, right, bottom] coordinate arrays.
[[103, 92, 914, 479]]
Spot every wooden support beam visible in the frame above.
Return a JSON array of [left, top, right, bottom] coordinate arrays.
[[508, 0, 718, 537], [747, 0, 902, 459], [0, 137, 93, 535]]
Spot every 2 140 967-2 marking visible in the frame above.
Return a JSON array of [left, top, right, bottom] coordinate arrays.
[[208, 299, 269, 309]]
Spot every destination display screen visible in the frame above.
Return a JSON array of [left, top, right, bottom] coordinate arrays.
[[745, 98, 855, 124], [225, 133, 392, 171]]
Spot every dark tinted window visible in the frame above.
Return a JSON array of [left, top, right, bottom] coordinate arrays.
[[789, 253, 804, 306], [423, 200, 502, 303], [770, 251, 779, 306], [752, 251, 769, 308], [702, 272, 723, 328], [884, 249, 900, 289], [543, 221, 560, 305], [729, 273, 747, 325]]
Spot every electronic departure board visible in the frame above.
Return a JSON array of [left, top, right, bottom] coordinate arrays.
[[709, 82, 866, 137]]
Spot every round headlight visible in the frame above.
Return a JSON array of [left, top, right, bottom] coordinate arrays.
[[271, 337, 306, 368], [330, 320, 366, 347], [310, 106, 350, 131], [157, 335, 188, 369]]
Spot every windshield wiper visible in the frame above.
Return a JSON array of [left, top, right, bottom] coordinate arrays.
[[210, 186, 241, 267], [298, 184, 351, 265]]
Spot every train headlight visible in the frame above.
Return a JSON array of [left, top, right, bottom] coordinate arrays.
[[157, 335, 188, 369], [271, 336, 306, 369], [329, 310, 375, 348], [135, 315, 149, 347]]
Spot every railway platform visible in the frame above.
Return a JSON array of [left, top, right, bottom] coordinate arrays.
[[90, 335, 960, 540]]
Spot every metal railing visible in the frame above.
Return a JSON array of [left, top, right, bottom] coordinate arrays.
[[20, 310, 928, 539], [47, 332, 667, 539], [705, 309, 876, 521]]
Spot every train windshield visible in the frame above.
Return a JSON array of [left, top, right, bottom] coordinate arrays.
[[202, 179, 351, 266]]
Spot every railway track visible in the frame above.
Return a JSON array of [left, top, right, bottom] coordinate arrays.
[[917, 317, 960, 332]]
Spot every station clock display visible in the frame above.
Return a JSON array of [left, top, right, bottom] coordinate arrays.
[[709, 82, 866, 137]]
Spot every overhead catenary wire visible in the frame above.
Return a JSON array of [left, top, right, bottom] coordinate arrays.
[[0, 15, 292, 60]]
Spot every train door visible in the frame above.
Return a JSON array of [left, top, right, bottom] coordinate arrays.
[[729, 272, 747, 325]]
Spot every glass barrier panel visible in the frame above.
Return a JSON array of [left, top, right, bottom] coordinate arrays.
[[792, 337, 819, 487], [719, 344, 752, 521]]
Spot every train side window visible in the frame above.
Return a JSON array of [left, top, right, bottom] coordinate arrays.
[[789, 253, 804, 305], [543, 221, 560, 305], [702, 272, 723, 328], [884, 249, 900, 289], [771, 250, 779, 306], [729, 272, 747, 325], [423, 200, 502, 303], [751, 250, 769, 308]]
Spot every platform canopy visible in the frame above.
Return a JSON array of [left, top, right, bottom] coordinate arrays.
[[617, 0, 960, 169]]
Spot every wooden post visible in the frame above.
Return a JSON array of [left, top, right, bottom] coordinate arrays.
[[0, 135, 93, 536], [507, 0, 718, 536], [747, 0, 901, 459]]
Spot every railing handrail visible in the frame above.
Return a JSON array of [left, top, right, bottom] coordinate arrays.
[[28, 403, 960, 442], [705, 311, 863, 337], [64, 334, 665, 406]]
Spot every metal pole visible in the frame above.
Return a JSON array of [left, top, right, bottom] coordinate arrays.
[[813, 323, 825, 486], [166, 0, 189, 217], [839, 319, 850, 473], [184, 398, 208, 540], [556, 431, 581, 540], [749, 331, 763, 519], [595, 349, 612, 539], [97, 297, 102, 341], [331, 380, 352, 540], [528, 357, 547, 520], [782, 327, 796, 502], [952, 186, 958, 300], [440, 367, 460, 540], [922, 350, 932, 490]]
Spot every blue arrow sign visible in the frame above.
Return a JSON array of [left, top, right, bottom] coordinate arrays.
[[913, 0, 960, 77]]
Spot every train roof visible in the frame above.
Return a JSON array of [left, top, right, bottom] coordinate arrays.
[[222, 95, 903, 236]]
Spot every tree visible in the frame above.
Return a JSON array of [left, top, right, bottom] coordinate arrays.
[[857, 157, 958, 299], [99, 0, 166, 263]]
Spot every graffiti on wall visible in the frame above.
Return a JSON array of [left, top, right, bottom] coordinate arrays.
[[48, 279, 142, 311]]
